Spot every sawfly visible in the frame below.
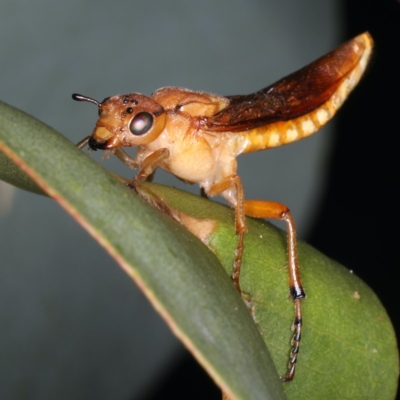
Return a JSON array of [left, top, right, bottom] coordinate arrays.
[[73, 32, 373, 381]]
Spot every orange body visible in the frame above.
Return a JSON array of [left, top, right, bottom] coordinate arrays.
[[73, 32, 373, 381], [78, 33, 372, 208]]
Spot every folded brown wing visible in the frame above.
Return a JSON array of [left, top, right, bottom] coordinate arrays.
[[205, 35, 368, 132]]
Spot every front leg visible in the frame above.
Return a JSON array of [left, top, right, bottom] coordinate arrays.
[[114, 148, 140, 169], [76, 137, 140, 168], [131, 148, 170, 186], [76, 138, 169, 187]]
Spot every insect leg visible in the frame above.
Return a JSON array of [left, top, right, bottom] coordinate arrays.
[[132, 148, 170, 185], [207, 175, 246, 294], [113, 148, 140, 169], [243, 199, 305, 381]]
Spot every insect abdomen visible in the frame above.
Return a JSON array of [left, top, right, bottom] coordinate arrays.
[[241, 102, 333, 152], [241, 32, 373, 154]]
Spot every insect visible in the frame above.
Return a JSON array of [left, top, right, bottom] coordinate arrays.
[[72, 32, 373, 381]]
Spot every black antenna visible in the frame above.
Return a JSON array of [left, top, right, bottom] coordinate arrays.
[[72, 93, 100, 107]]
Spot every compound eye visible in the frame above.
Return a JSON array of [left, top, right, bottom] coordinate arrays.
[[129, 112, 153, 135]]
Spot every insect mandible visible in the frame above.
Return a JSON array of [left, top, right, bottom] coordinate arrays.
[[72, 32, 373, 381]]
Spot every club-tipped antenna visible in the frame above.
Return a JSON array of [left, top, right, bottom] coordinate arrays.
[[72, 93, 100, 107]]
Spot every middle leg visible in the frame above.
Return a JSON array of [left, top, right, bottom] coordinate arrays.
[[207, 175, 246, 294]]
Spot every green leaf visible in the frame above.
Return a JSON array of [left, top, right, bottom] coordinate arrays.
[[1, 100, 398, 399], [0, 100, 286, 400], [139, 183, 399, 399]]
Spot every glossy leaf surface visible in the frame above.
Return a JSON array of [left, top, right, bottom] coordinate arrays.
[[138, 182, 399, 399], [0, 100, 286, 400], [1, 101, 398, 399]]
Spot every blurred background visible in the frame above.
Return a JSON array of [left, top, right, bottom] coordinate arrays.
[[0, 0, 398, 399]]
